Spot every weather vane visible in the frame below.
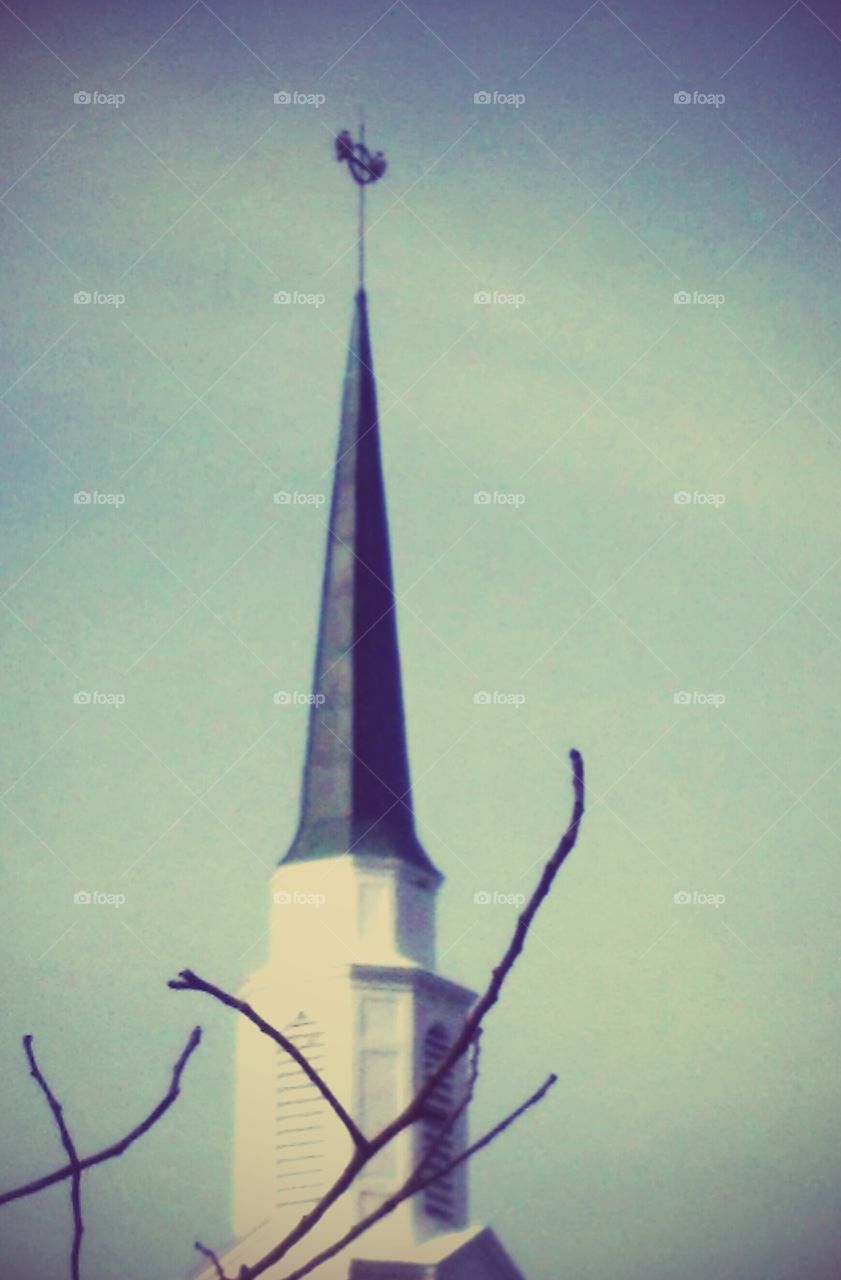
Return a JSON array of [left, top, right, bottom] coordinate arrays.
[[335, 124, 387, 290]]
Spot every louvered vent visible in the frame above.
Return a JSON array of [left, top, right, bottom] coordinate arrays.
[[420, 1023, 456, 1222], [275, 1013, 326, 1211]]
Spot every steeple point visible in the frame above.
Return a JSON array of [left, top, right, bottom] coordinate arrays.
[[282, 285, 440, 878]]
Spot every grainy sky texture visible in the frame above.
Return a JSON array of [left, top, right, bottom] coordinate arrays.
[[1, 2, 840, 1278]]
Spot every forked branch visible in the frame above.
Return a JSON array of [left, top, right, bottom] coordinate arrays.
[[0, 1027, 202, 1209], [168, 972, 368, 1150]]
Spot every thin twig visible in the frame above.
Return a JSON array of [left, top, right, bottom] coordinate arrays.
[[378, 749, 585, 1151], [23, 1035, 84, 1280], [409, 1073, 557, 1197], [168, 972, 367, 1151], [195, 1240, 226, 1279], [0, 1027, 202, 1208]]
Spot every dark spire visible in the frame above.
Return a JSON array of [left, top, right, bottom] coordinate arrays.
[[282, 289, 441, 877]]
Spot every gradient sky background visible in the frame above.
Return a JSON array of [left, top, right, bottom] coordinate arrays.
[[1, 1, 841, 1278]]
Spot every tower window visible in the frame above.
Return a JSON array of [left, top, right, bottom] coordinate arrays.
[[419, 1023, 457, 1222]]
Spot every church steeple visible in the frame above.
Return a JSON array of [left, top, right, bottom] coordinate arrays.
[[282, 287, 441, 878], [212, 130, 528, 1280]]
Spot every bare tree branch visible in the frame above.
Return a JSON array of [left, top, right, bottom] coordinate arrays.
[[377, 748, 585, 1151], [192, 749, 585, 1280], [23, 1035, 84, 1280], [168, 972, 368, 1151], [0, 1027, 202, 1208], [275, 1073, 558, 1280]]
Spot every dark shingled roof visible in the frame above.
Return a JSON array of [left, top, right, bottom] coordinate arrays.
[[281, 289, 441, 877]]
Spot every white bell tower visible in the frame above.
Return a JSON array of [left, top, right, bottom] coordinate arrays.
[[233, 853, 476, 1268]]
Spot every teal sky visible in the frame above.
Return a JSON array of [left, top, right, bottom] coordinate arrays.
[[2, 1, 841, 1278]]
